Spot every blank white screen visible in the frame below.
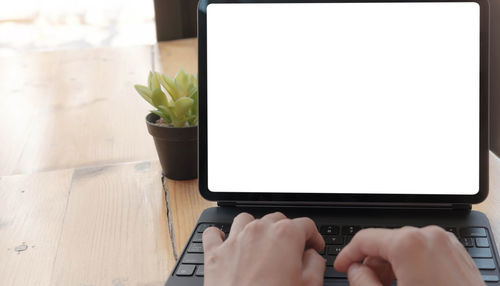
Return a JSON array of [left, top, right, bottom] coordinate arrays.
[[206, 3, 480, 194]]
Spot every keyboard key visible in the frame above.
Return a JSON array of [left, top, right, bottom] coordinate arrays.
[[481, 275, 499, 282], [461, 227, 487, 237], [324, 235, 344, 245], [461, 237, 474, 247], [176, 264, 196, 276], [324, 268, 347, 278], [475, 237, 489, 248], [474, 258, 496, 270], [325, 255, 335, 266], [342, 226, 361, 235], [467, 247, 492, 258], [217, 224, 231, 232], [182, 253, 204, 264], [327, 246, 343, 255], [320, 225, 339, 235], [187, 243, 204, 253], [196, 223, 230, 233], [196, 224, 211, 233], [195, 265, 204, 277], [192, 232, 203, 243]]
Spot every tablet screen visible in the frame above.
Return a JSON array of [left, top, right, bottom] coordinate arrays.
[[206, 2, 480, 195]]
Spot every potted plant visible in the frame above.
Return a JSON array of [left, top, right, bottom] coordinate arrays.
[[134, 69, 198, 180]]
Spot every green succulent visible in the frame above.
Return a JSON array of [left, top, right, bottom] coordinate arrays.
[[134, 69, 198, 127]]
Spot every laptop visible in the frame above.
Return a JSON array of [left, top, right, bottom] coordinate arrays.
[[166, 0, 500, 285]]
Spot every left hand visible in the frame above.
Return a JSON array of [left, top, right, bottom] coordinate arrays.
[[202, 212, 326, 286]]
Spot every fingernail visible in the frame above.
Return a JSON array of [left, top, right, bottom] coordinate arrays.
[[348, 263, 361, 275]]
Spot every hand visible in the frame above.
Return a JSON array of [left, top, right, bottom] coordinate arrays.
[[202, 212, 326, 286], [334, 226, 485, 286]]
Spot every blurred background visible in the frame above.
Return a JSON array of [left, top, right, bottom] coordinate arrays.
[[0, 0, 156, 55]]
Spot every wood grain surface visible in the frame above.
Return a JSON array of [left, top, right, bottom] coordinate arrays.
[[0, 162, 175, 286], [51, 161, 174, 286], [0, 46, 158, 176], [164, 179, 215, 256], [155, 39, 197, 78], [0, 43, 181, 286], [0, 169, 74, 286], [1, 37, 500, 286]]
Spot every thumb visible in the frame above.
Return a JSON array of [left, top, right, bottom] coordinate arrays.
[[301, 249, 325, 286], [347, 263, 384, 286]]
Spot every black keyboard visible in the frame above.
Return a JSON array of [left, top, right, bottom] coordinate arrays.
[[174, 223, 500, 283]]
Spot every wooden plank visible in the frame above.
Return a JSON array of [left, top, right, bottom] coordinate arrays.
[[0, 52, 52, 176], [164, 179, 215, 255], [474, 152, 500, 249], [0, 46, 159, 176], [51, 161, 175, 286], [0, 169, 74, 286]]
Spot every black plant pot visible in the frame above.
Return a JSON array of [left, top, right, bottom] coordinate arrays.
[[146, 113, 198, 180]]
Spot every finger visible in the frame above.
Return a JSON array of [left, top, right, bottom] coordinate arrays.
[[452, 238, 479, 273], [421, 226, 482, 281], [202, 227, 224, 254], [348, 263, 384, 286], [421, 226, 476, 271], [292, 217, 325, 251], [448, 235, 484, 278], [444, 233, 484, 282], [363, 257, 395, 286], [229, 212, 255, 237], [335, 228, 395, 272], [260, 211, 287, 223], [444, 229, 478, 272], [302, 248, 326, 286]]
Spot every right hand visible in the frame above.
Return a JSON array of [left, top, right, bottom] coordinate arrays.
[[334, 226, 485, 286]]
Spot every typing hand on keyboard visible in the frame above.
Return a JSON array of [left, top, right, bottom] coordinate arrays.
[[202, 212, 325, 286], [335, 226, 485, 286]]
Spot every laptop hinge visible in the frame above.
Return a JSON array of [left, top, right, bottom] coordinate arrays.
[[452, 203, 472, 212], [217, 201, 472, 213]]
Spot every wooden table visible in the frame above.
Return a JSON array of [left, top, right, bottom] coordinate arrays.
[[0, 38, 499, 286]]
